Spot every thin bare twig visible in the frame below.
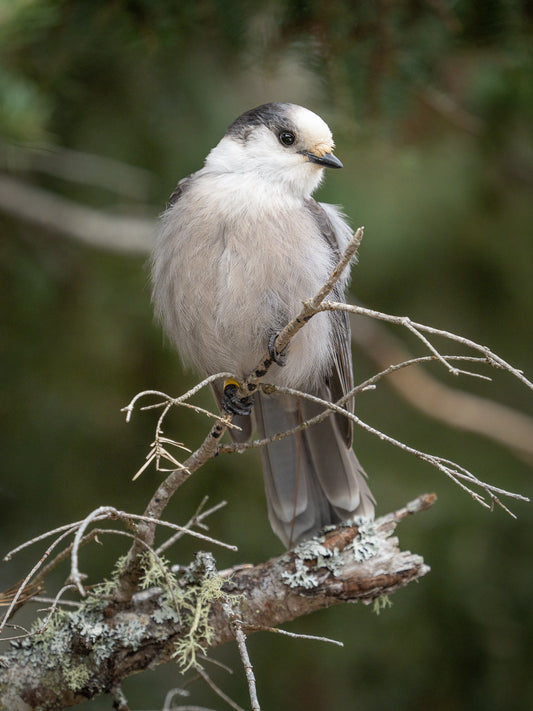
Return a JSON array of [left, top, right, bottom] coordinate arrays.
[[196, 667, 246, 711], [267, 384, 528, 513], [323, 301, 533, 393], [33, 596, 81, 608], [156, 499, 228, 555], [223, 602, 261, 711], [110, 684, 131, 711], [34, 584, 78, 633], [4, 520, 83, 561], [0, 525, 79, 634], [241, 624, 344, 647], [0, 623, 32, 641], [70, 507, 121, 595], [351, 315, 533, 461], [198, 654, 235, 675], [217, 354, 493, 454]]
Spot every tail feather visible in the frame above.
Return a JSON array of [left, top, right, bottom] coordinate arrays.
[[253, 390, 375, 547]]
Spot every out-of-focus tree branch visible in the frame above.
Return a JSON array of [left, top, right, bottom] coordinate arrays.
[[0, 173, 153, 253], [0, 142, 155, 199]]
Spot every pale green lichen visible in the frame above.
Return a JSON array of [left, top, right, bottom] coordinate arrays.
[[282, 520, 380, 589], [138, 551, 178, 590], [62, 662, 90, 691], [372, 595, 393, 615], [5, 549, 239, 697], [152, 592, 182, 625], [281, 536, 343, 589], [171, 552, 240, 673], [114, 617, 149, 651], [350, 520, 379, 562]]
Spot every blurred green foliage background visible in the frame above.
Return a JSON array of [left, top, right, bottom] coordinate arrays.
[[1, 1, 532, 709]]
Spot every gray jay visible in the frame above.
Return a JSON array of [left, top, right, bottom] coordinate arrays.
[[151, 102, 375, 547]]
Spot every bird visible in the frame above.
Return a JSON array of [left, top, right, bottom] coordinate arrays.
[[151, 102, 375, 547]]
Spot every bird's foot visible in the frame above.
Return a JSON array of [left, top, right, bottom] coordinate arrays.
[[222, 380, 254, 416], [268, 331, 288, 366]]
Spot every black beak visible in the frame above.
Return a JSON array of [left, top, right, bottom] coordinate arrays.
[[301, 150, 343, 169]]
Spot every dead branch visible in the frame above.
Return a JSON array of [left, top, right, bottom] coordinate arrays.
[[0, 496, 433, 711]]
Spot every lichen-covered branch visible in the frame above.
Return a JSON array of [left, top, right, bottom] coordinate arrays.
[[0, 495, 433, 711]]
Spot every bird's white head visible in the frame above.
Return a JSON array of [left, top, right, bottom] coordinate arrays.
[[204, 103, 342, 198]]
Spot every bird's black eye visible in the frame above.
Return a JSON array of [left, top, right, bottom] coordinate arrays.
[[279, 131, 295, 147]]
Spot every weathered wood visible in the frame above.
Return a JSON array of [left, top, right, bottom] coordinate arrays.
[[0, 495, 434, 711]]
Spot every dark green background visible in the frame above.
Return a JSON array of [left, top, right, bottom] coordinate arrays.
[[1, 2, 532, 709]]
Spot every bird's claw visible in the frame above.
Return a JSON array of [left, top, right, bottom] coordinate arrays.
[[222, 382, 254, 416], [268, 332, 288, 366]]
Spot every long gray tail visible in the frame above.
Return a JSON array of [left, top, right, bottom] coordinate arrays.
[[253, 389, 375, 548]]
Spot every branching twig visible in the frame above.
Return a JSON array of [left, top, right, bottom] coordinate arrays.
[[323, 302, 533, 393], [217, 355, 493, 451], [68, 508, 236, 596], [0, 503, 234, 632], [122, 375, 235, 423], [116, 224, 529, 602], [265, 384, 528, 514], [156, 499, 228, 555], [0, 526, 77, 634], [351, 314, 533, 461]]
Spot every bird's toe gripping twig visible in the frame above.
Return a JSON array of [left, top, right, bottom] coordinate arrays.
[[222, 380, 254, 416], [268, 331, 288, 367]]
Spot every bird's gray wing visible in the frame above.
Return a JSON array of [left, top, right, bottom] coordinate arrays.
[[305, 199, 354, 446], [166, 174, 193, 209]]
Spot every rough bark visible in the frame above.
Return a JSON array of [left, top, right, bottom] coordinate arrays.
[[0, 495, 434, 711]]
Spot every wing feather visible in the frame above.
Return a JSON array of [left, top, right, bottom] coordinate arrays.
[[305, 199, 354, 446]]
